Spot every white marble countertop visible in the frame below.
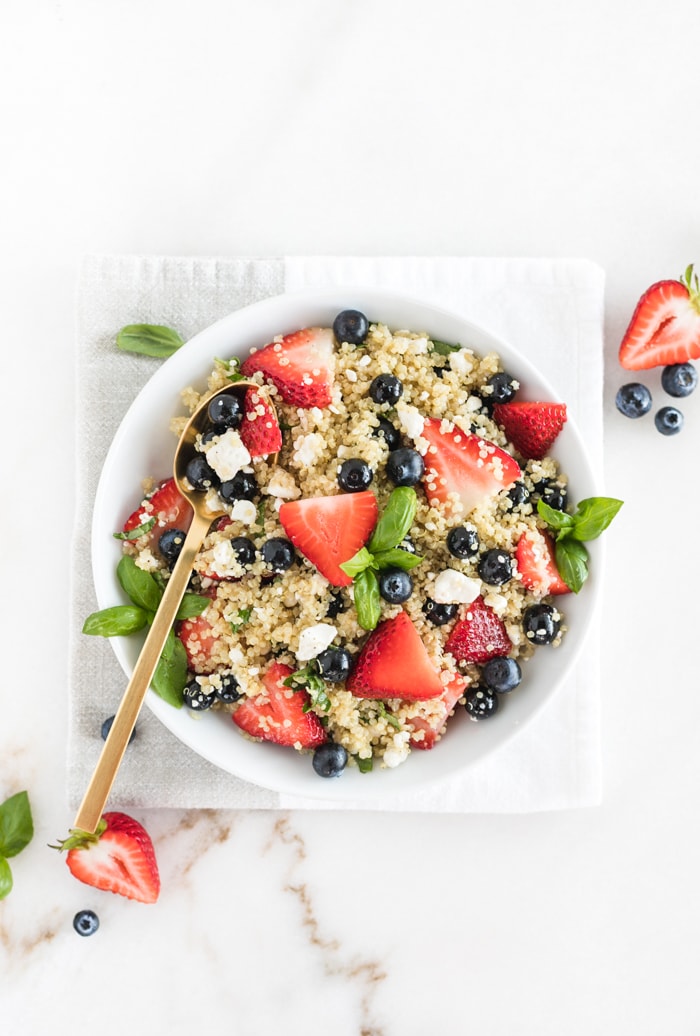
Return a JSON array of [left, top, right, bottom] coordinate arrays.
[[2, 2, 699, 1033]]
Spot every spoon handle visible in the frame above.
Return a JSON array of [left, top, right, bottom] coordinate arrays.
[[73, 509, 214, 834]]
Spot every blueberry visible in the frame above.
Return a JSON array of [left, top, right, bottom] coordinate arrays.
[[481, 656, 522, 693], [158, 528, 187, 564], [523, 603, 560, 645], [373, 416, 401, 451], [386, 447, 425, 486], [326, 591, 347, 619], [230, 536, 257, 566], [423, 599, 458, 626], [312, 741, 348, 778], [484, 371, 519, 404], [506, 481, 530, 511], [465, 686, 499, 721], [655, 405, 684, 435], [661, 363, 697, 398], [447, 524, 480, 559], [535, 479, 568, 512], [214, 673, 241, 703], [101, 715, 136, 744], [219, 470, 259, 502], [183, 679, 216, 710], [261, 537, 295, 573], [207, 393, 242, 429], [316, 647, 352, 683], [185, 454, 217, 491], [378, 568, 413, 603], [478, 548, 513, 586], [615, 382, 653, 418], [369, 373, 404, 405], [73, 910, 100, 937], [338, 458, 374, 492], [333, 309, 369, 346]]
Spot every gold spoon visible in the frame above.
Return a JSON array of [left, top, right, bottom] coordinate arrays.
[[73, 380, 277, 834]]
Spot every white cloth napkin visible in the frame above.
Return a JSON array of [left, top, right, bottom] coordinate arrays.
[[68, 254, 605, 813]]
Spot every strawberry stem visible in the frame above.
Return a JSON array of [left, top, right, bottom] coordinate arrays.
[[680, 263, 700, 312], [49, 819, 107, 852]]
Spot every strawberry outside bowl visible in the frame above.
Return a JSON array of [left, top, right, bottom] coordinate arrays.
[[90, 288, 604, 803]]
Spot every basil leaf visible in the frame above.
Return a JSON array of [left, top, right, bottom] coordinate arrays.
[[151, 630, 186, 708], [284, 665, 332, 712], [0, 791, 33, 859], [339, 546, 375, 579], [0, 857, 12, 900], [82, 605, 149, 637], [231, 606, 253, 634], [175, 593, 211, 621], [117, 323, 184, 358], [117, 555, 163, 613], [555, 537, 589, 593], [570, 497, 624, 542], [537, 498, 576, 532], [372, 547, 424, 571], [354, 568, 382, 631], [377, 702, 401, 730], [113, 518, 156, 541], [430, 339, 461, 356], [368, 487, 417, 554], [355, 755, 373, 773]]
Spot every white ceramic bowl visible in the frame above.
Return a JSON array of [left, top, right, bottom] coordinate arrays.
[[91, 288, 603, 802]]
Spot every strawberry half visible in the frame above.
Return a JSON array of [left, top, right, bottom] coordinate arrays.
[[177, 589, 220, 673], [420, 418, 520, 515], [346, 610, 445, 701], [239, 387, 282, 457], [122, 477, 193, 554], [409, 674, 467, 749], [240, 327, 336, 408], [515, 528, 570, 596], [55, 812, 160, 904], [279, 490, 378, 587], [619, 267, 700, 370], [445, 595, 512, 664], [492, 401, 567, 461], [232, 661, 326, 749]]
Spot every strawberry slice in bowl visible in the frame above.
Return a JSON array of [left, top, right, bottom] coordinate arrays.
[[420, 418, 521, 515], [241, 327, 336, 408]]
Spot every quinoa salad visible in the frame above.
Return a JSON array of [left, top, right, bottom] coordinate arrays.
[[88, 308, 616, 780]]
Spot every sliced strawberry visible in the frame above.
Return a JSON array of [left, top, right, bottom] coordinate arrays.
[[409, 674, 467, 749], [515, 528, 570, 596], [492, 402, 567, 461], [232, 661, 326, 749], [619, 269, 700, 370], [240, 327, 336, 408], [420, 418, 520, 515], [445, 596, 512, 664], [279, 490, 378, 587], [56, 812, 160, 904], [346, 610, 444, 701], [239, 387, 282, 457], [177, 590, 220, 673], [122, 477, 193, 554]]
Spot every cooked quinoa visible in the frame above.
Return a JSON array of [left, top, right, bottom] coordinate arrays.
[[123, 321, 569, 770]]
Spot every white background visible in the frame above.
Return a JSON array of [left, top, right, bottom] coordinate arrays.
[[2, 2, 699, 1034]]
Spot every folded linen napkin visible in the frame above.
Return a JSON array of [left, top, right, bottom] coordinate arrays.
[[68, 254, 604, 813]]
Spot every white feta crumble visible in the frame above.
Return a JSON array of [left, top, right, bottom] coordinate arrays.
[[135, 548, 160, 572], [265, 467, 301, 501], [230, 499, 257, 525], [448, 349, 474, 376], [483, 592, 508, 615], [382, 731, 411, 768], [293, 432, 325, 467], [296, 623, 338, 662], [432, 569, 482, 604], [396, 403, 425, 440], [204, 428, 251, 482]]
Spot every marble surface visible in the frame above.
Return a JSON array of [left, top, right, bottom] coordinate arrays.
[[2, 2, 700, 1033]]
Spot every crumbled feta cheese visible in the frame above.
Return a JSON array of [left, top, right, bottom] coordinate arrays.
[[265, 467, 301, 500], [396, 403, 425, 440], [293, 432, 325, 467], [296, 623, 338, 661], [483, 592, 508, 615], [448, 349, 474, 376], [230, 499, 257, 525], [433, 569, 482, 604], [204, 428, 251, 481]]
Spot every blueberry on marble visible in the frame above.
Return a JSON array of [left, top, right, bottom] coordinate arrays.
[[655, 406, 684, 436], [73, 910, 100, 936], [661, 363, 697, 398]]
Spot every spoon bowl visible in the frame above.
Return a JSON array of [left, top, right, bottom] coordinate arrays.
[[73, 379, 277, 833]]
